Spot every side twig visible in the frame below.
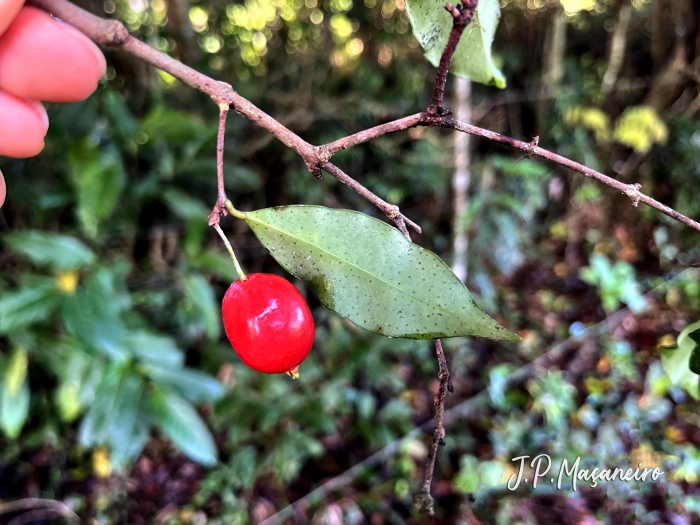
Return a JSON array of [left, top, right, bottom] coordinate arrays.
[[414, 339, 453, 514], [428, 0, 479, 115], [0, 498, 80, 524], [320, 113, 700, 233], [26, 0, 418, 235], [208, 104, 230, 226]]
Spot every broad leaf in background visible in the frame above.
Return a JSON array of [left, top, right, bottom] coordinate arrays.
[[62, 269, 129, 361], [143, 365, 224, 403], [661, 321, 700, 400], [0, 349, 30, 438], [106, 373, 150, 467], [241, 206, 519, 340], [0, 280, 61, 334], [127, 331, 184, 370], [405, 0, 505, 87], [139, 106, 209, 145], [3, 231, 95, 271], [148, 385, 218, 466], [182, 274, 221, 341], [79, 361, 124, 447], [68, 140, 126, 238]]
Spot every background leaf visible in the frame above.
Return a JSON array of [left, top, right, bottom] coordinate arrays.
[[144, 365, 225, 403], [61, 270, 129, 361], [661, 321, 700, 400], [182, 274, 221, 341], [3, 231, 95, 271], [0, 381, 30, 439], [148, 385, 218, 466], [0, 281, 61, 334], [127, 331, 184, 369], [243, 206, 518, 340], [68, 140, 126, 238], [405, 0, 505, 86]]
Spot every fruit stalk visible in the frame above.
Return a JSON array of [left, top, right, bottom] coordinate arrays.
[[213, 223, 247, 281]]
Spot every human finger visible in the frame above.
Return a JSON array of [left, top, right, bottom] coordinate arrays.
[[0, 0, 24, 36], [0, 169, 5, 208], [0, 6, 106, 102], [0, 88, 48, 157]]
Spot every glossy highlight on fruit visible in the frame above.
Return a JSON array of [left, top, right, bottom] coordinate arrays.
[[222, 273, 314, 375]]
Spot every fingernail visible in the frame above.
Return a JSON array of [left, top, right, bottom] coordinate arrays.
[[26, 99, 49, 134]]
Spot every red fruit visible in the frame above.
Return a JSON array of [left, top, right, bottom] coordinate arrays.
[[222, 273, 314, 376]]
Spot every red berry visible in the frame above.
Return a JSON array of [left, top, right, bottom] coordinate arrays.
[[222, 273, 314, 375]]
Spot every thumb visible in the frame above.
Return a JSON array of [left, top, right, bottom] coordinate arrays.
[[0, 0, 24, 36]]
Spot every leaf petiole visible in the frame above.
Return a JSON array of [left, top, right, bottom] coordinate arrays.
[[224, 200, 247, 220]]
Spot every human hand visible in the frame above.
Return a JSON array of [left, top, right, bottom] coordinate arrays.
[[0, 0, 106, 207]]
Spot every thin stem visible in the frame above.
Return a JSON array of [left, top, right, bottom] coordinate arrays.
[[320, 113, 700, 233], [213, 223, 247, 281], [208, 104, 230, 226], [217, 105, 229, 205], [320, 162, 422, 234], [414, 338, 452, 515], [428, 1, 478, 115]]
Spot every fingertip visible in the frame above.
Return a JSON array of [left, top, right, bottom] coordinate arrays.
[[0, 169, 5, 209], [0, 0, 24, 36], [0, 90, 48, 158], [0, 7, 106, 102]]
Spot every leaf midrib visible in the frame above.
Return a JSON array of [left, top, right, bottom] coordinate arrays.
[[246, 212, 474, 323]]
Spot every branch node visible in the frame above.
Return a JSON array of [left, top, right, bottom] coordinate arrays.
[[526, 135, 539, 159], [316, 144, 332, 163], [414, 491, 435, 515], [387, 205, 400, 220], [624, 183, 642, 207]]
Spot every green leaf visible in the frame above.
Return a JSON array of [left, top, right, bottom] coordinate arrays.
[[241, 206, 518, 340], [661, 321, 700, 399], [61, 291, 124, 360], [405, 0, 505, 87], [0, 349, 30, 438], [61, 271, 129, 361], [68, 140, 126, 238], [3, 231, 95, 271], [182, 274, 221, 341], [107, 373, 150, 467], [0, 281, 61, 334], [188, 250, 240, 283], [148, 386, 218, 466], [0, 380, 30, 439], [103, 90, 138, 144], [162, 188, 210, 221], [127, 331, 184, 370], [143, 365, 224, 403], [139, 107, 208, 144], [78, 362, 124, 446]]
